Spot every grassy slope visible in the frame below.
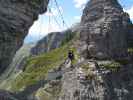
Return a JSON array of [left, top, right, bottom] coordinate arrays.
[[10, 41, 79, 92]]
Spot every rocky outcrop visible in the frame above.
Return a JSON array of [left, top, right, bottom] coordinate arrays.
[[0, 43, 34, 80], [79, 0, 133, 59], [59, 60, 133, 100], [0, 0, 49, 74], [0, 90, 18, 100], [127, 24, 133, 48], [31, 29, 73, 55]]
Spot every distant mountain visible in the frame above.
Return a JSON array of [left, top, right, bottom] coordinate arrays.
[[31, 29, 75, 55]]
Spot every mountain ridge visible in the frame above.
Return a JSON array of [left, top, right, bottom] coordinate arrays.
[[0, 0, 133, 100]]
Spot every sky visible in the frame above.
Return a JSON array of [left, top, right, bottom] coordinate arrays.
[[24, 0, 133, 43]]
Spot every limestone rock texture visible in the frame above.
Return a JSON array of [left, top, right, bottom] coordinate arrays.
[[79, 0, 133, 59], [0, 0, 49, 74], [59, 60, 133, 100]]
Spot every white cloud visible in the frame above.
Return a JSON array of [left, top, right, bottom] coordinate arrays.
[[124, 6, 133, 20], [73, 0, 88, 9], [26, 12, 66, 43], [28, 20, 64, 37], [28, 6, 64, 37], [28, 16, 45, 37], [74, 15, 81, 21]]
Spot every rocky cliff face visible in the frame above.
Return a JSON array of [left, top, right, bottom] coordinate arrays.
[[128, 24, 133, 48], [31, 29, 73, 55], [0, 0, 49, 74], [79, 0, 133, 59], [0, 44, 34, 80], [58, 60, 133, 100]]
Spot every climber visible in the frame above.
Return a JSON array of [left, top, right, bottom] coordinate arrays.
[[68, 49, 74, 66], [68, 49, 74, 61]]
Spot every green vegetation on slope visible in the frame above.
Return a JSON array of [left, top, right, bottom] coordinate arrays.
[[128, 48, 133, 54], [10, 41, 79, 92], [99, 61, 121, 72], [61, 31, 76, 46]]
